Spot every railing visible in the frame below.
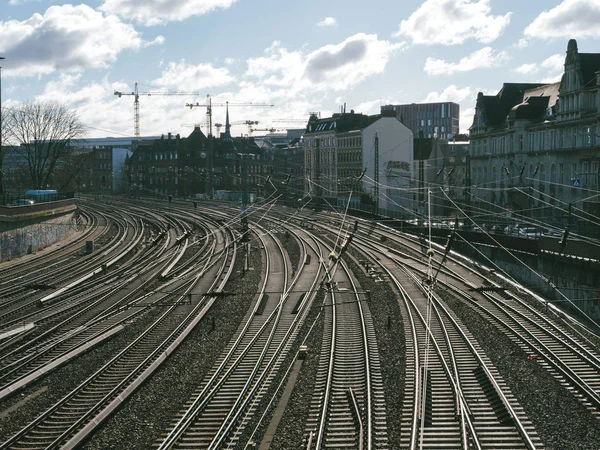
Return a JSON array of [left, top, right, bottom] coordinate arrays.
[[0, 192, 74, 206]]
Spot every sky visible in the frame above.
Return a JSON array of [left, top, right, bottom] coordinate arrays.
[[0, 0, 599, 139]]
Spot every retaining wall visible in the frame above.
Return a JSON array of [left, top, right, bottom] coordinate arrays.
[[0, 200, 78, 262]]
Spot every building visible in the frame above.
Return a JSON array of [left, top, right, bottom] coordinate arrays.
[[469, 39, 600, 232], [381, 102, 460, 139], [303, 110, 414, 215], [126, 109, 268, 200], [271, 138, 305, 205], [413, 135, 470, 216]]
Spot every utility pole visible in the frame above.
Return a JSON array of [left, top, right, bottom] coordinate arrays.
[[206, 136, 214, 199], [315, 138, 321, 209], [418, 131, 425, 214], [464, 149, 471, 212], [0, 57, 4, 196], [374, 132, 379, 215]]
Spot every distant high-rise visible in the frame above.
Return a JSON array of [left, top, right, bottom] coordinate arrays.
[[381, 102, 459, 139]]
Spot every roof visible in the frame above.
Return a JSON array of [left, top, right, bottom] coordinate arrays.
[[305, 111, 371, 135], [474, 83, 545, 130], [508, 82, 560, 122], [579, 53, 600, 87], [523, 82, 560, 107]]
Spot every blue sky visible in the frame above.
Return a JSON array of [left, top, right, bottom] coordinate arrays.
[[1, 0, 599, 138]]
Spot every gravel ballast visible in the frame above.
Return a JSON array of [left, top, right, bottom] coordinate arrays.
[[81, 241, 264, 450], [440, 290, 600, 450]]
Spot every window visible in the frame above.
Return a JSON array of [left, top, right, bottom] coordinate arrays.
[[528, 133, 535, 152], [585, 127, 592, 147], [559, 129, 564, 148], [510, 135, 514, 152], [519, 134, 524, 151], [583, 162, 590, 185], [559, 163, 564, 184]]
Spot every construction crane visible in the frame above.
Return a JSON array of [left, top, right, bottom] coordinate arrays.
[[272, 119, 308, 123], [114, 82, 204, 140], [180, 123, 207, 132], [186, 95, 273, 137], [250, 127, 287, 134], [215, 120, 259, 136]]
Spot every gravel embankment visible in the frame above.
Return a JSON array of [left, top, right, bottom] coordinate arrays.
[[0, 307, 165, 442], [440, 290, 600, 450], [82, 240, 264, 449]]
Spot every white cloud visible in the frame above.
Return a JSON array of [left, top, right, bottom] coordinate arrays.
[[9, 0, 40, 4], [100, 0, 236, 26], [245, 34, 403, 96], [424, 47, 508, 75], [317, 17, 338, 27], [515, 63, 537, 74], [0, 4, 161, 77], [354, 99, 381, 115], [394, 0, 511, 45], [460, 107, 475, 134], [152, 60, 235, 91], [541, 54, 564, 73], [524, 0, 600, 39], [513, 54, 564, 81], [423, 85, 472, 103], [514, 38, 529, 48], [304, 34, 403, 89]]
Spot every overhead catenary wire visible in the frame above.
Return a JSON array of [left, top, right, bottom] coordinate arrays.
[[440, 186, 599, 328]]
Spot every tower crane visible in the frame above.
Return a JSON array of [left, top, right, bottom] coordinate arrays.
[[114, 82, 204, 140], [186, 95, 273, 137], [250, 127, 287, 134], [272, 119, 308, 123], [215, 120, 259, 136]]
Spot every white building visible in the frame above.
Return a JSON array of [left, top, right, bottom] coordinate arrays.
[[304, 111, 413, 215], [362, 117, 414, 214]]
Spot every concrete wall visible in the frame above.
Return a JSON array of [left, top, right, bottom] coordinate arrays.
[[0, 207, 78, 262]]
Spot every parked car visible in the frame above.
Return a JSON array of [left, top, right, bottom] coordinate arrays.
[[518, 227, 542, 238], [543, 228, 563, 238], [472, 223, 487, 232], [504, 224, 520, 235], [490, 225, 504, 234]]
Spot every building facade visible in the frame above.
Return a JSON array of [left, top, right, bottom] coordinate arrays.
[[381, 102, 460, 140], [303, 110, 414, 215], [469, 39, 600, 231]]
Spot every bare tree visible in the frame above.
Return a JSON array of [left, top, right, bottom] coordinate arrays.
[[4, 101, 85, 190]]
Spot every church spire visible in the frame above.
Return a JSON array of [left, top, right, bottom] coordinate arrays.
[[224, 102, 232, 142]]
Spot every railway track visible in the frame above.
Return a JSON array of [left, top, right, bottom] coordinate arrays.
[[303, 256, 387, 450], [0, 219, 236, 450], [0, 210, 226, 400], [156, 223, 324, 449]]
